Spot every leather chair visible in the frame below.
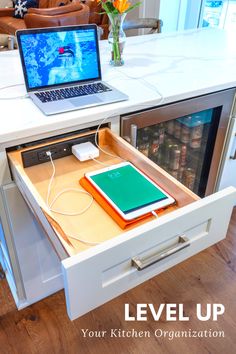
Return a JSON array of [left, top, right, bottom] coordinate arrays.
[[0, 0, 89, 35], [24, 1, 89, 28], [80, 0, 108, 39], [123, 18, 163, 34]]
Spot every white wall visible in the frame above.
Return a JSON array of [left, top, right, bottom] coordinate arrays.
[[127, 0, 160, 21], [159, 0, 181, 32], [126, 0, 196, 34], [140, 0, 160, 18], [133, 0, 187, 33], [159, 0, 203, 33]]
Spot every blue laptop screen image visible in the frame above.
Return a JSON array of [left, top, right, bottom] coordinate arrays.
[[19, 28, 100, 90]]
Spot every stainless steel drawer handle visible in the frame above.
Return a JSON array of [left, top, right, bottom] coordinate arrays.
[[132, 236, 190, 271]]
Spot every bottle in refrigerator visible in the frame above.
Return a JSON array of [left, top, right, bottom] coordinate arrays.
[[169, 147, 181, 170], [138, 134, 150, 157], [154, 124, 165, 163], [174, 120, 182, 139], [167, 120, 175, 135], [190, 119, 203, 149], [150, 132, 159, 162], [162, 139, 173, 168], [159, 123, 165, 145], [180, 116, 192, 144], [178, 166, 185, 183], [180, 144, 187, 166], [182, 168, 196, 190]]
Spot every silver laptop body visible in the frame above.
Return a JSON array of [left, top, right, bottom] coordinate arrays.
[[17, 25, 128, 115]]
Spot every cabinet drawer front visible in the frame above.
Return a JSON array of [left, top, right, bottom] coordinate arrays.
[[62, 187, 236, 320]]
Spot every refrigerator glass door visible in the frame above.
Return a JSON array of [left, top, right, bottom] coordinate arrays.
[[130, 109, 220, 197], [121, 89, 235, 197]]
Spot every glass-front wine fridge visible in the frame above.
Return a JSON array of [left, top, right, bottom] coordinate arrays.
[[121, 89, 235, 197]]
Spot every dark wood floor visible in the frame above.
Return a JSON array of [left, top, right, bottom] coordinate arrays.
[[0, 208, 236, 354]]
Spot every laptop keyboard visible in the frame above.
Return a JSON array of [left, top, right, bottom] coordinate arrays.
[[35, 83, 112, 103]]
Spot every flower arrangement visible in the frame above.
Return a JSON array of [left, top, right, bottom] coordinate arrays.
[[97, 0, 141, 15], [97, 0, 141, 65]]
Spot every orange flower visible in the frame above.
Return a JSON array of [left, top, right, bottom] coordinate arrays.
[[113, 0, 131, 13]]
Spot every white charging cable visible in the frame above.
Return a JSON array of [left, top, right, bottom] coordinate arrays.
[[113, 68, 165, 106], [65, 233, 100, 245], [89, 155, 112, 166], [46, 151, 102, 246], [0, 83, 29, 100], [94, 115, 127, 161], [41, 75, 165, 242], [151, 210, 158, 218], [46, 151, 93, 216], [94, 73, 165, 162]]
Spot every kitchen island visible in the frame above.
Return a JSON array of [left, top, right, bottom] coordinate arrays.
[[1, 27, 236, 144], [0, 28, 236, 321]]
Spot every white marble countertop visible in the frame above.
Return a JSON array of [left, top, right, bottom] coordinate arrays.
[[1, 27, 236, 145]]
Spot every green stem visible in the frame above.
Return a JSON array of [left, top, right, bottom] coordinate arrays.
[[112, 24, 121, 61]]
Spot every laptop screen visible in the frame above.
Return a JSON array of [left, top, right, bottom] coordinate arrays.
[[17, 25, 102, 92]]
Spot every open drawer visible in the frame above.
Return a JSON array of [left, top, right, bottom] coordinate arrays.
[[7, 128, 236, 320]]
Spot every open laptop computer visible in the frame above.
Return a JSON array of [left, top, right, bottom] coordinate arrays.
[[16, 24, 128, 115]]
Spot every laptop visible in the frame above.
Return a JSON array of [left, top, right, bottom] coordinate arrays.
[[16, 25, 128, 115]]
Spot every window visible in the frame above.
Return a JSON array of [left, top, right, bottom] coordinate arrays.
[[200, 1, 236, 30], [159, 0, 236, 32]]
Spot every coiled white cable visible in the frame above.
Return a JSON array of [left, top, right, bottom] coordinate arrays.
[[46, 151, 93, 216], [46, 151, 101, 246]]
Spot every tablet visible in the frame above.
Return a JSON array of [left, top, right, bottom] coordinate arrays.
[[85, 162, 175, 220]]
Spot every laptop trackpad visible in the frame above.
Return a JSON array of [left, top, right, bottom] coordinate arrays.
[[69, 96, 102, 107]]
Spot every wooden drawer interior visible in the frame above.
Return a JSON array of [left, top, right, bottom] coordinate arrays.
[[7, 128, 199, 257]]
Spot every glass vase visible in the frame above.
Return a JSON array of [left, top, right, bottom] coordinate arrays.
[[108, 13, 126, 66]]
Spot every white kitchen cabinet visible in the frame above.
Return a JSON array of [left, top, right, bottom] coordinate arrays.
[[1, 28, 236, 322], [1, 184, 63, 307], [5, 127, 236, 320]]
